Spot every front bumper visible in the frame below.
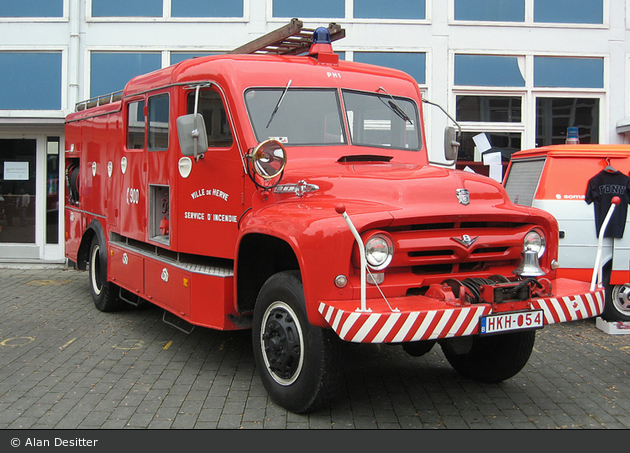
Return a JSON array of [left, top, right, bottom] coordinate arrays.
[[317, 278, 604, 343]]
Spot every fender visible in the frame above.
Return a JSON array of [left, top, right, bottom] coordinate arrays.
[[238, 199, 394, 326], [77, 218, 107, 272]]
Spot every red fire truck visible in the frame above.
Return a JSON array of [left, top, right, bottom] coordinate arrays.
[[64, 20, 604, 413]]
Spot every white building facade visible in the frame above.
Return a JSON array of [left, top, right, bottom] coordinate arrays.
[[0, 0, 628, 263]]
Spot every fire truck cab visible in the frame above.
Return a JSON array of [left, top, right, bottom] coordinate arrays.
[[65, 21, 604, 413]]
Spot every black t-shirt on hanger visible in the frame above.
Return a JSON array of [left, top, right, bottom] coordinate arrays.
[[585, 169, 630, 238]]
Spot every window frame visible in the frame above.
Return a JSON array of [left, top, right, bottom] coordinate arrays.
[[449, 0, 608, 28], [267, 0, 431, 24], [0, 0, 67, 22], [0, 48, 67, 116], [86, 0, 247, 22], [451, 51, 607, 154]]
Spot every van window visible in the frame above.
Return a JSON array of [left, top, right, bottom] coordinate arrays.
[[504, 158, 546, 206]]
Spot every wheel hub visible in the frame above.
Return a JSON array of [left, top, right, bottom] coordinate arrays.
[[262, 307, 301, 380], [611, 284, 630, 315]]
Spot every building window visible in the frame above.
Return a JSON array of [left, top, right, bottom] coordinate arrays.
[[91, 0, 244, 18], [458, 131, 522, 170], [536, 97, 600, 146], [353, 52, 426, 84], [90, 52, 161, 98], [0, 1, 63, 17], [534, 56, 604, 89], [92, 0, 162, 17], [171, 0, 243, 17], [454, 55, 525, 87], [454, 53, 604, 172], [456, 96, 522, 123], [454, 0, 603, 24], [454, 0, 525, 22], [272, 0, 344, 18], [0, 52, 62, 110], [533, 0, 603, 24], [353, 0, 425, 20]]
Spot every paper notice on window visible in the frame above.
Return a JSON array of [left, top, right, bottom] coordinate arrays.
[[473, 133, 492, 153], [482, 151, 502, 166], [489, 164, 503, 183], [4, 162, 29, 180]]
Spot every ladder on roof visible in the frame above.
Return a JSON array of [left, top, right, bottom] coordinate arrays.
[[75, 19, 345, 111], [229, 18, 345, 55]]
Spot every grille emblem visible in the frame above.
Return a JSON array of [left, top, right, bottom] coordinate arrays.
[[456, 188, 470, 205], [452, 234, 479, 248]]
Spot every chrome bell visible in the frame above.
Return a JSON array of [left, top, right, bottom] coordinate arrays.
[[513, 246, 545, 277]]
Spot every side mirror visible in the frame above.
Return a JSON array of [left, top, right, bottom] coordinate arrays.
[[444, 125, 460, 162], [176, 114, 208, 158]]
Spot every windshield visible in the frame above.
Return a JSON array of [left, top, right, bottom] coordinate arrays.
[[342, 90, 421, 150], [245, 88, 346, 145], [245, 87, 421, 150]]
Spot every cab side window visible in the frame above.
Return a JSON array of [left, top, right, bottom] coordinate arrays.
[[187, 90, 233, 147], [148, 93, 169, 151], [127, 100, 145, 149]]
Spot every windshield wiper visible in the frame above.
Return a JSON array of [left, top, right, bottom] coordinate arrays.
[[266, 79, 292, 128], [377, 86, 413, 125]]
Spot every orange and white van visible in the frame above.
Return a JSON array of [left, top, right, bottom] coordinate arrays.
[[504, 144, 630, 322]]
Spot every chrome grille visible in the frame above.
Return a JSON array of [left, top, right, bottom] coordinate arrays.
[[385, 221, 530, 277]]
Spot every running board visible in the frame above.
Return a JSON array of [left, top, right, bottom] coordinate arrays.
[[118, 287, 143, 307], [162, 310, 195, 335]]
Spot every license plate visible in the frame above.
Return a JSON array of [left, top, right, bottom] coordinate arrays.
[[480, 310, 544, 335]]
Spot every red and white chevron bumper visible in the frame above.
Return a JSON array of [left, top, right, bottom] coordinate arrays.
[[317, 278, 605, 343]]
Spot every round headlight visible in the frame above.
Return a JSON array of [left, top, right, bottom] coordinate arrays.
[[524, 229, 546, 258], [365, 234, 394, 270]]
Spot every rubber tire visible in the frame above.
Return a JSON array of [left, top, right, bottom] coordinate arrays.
[[602, 263, 630, 322], [88, 236, 123, 312], [441, 330, 536, 383], [252, 271, 339, 414]]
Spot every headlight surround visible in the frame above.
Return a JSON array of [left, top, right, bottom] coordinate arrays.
[[524, 228, 546, 258], [365, 233, 394, 270]]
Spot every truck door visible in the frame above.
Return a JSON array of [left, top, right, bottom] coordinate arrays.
[[145, 92, 172, 246], [118, 97, 148, 242], [176, 86, 244, 259]]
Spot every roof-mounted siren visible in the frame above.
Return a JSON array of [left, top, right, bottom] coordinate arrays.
[[308, 27, 339, 64]]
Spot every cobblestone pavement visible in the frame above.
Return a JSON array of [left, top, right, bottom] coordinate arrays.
[[0, 266, 629, 430]]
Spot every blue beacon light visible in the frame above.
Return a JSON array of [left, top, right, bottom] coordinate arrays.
[[308, 26, 337, 64], [312, 27, 332, 44]]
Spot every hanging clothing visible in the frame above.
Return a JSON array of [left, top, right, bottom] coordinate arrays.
[[585, 170, 630, 238]]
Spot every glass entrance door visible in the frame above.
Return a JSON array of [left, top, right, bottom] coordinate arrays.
[[0, 138, 37, 256]]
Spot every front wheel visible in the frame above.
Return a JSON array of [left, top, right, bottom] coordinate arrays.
[[441, 330, 535, 383], [603, 264, 630, 321], [252, 271, 339, 414]]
